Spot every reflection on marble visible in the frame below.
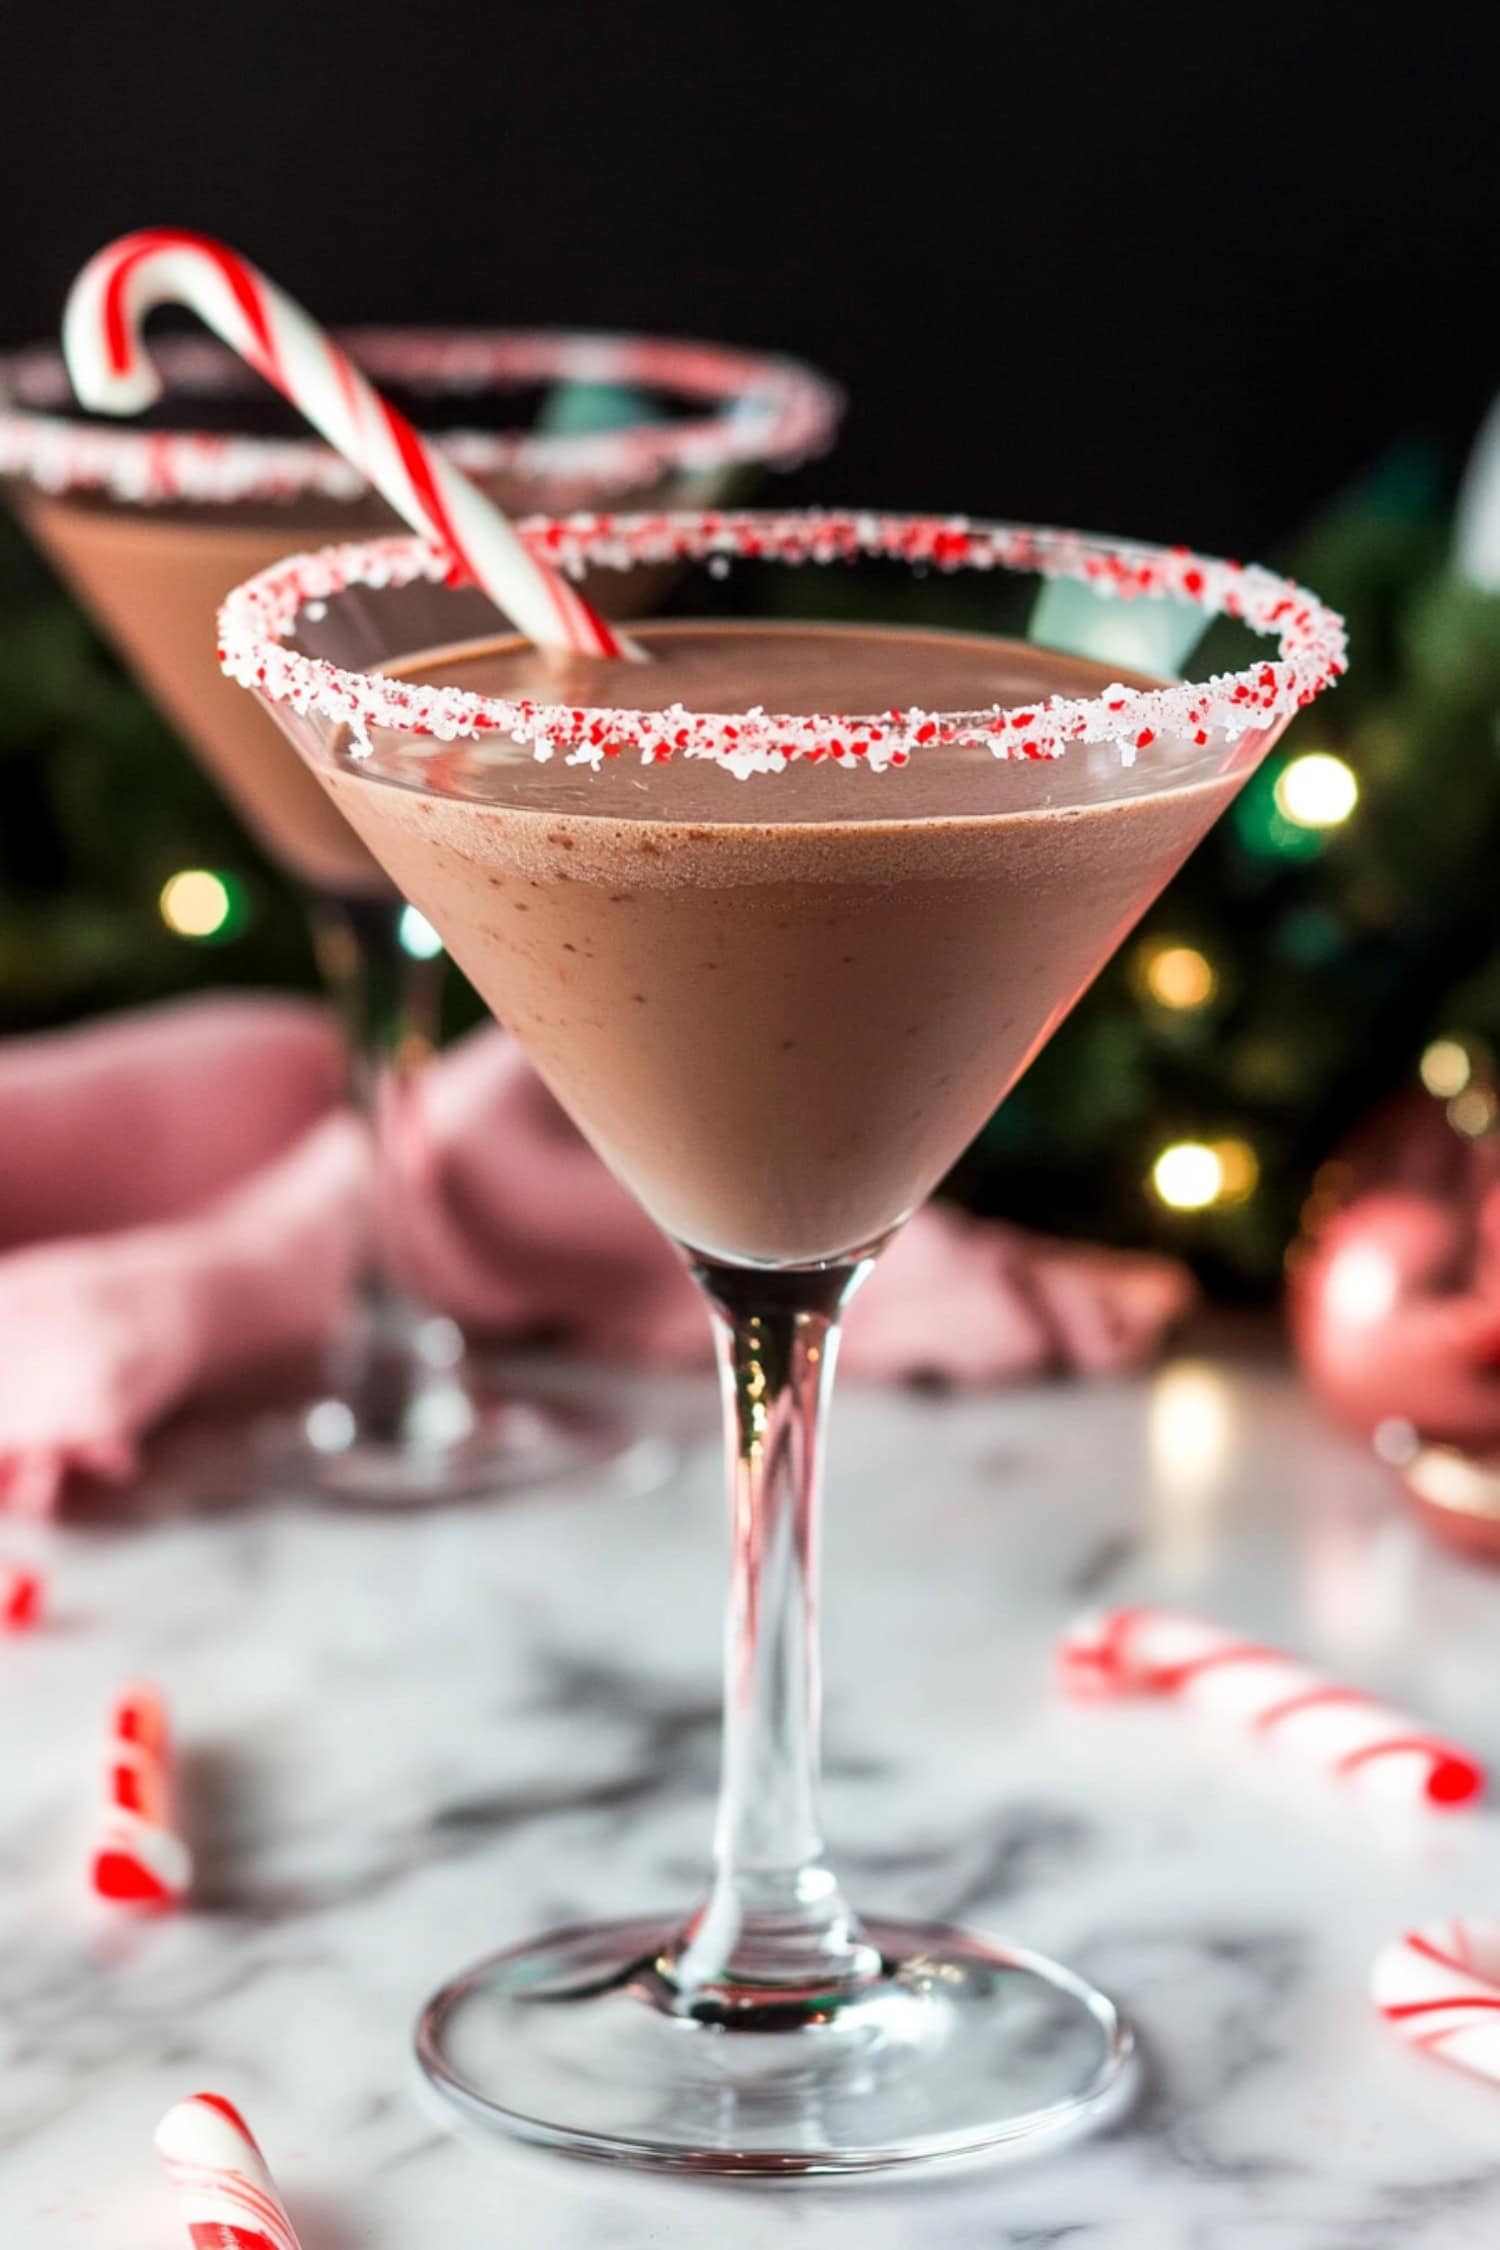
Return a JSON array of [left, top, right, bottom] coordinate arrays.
[[5, 1340, 1500, 2246]]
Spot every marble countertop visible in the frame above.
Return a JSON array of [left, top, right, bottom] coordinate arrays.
[[5, 1337, 1500, 2247]]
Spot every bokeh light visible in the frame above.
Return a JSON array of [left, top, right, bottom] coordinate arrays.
[[399, 906, 444, 960], [1140, 940, 1217, 1011], [1151, 1142, 1224, 1211], [1232, 767, 1327, 861], [1449, 1086, 1498, 1139], [1212, 1138, 1260, 1204], [1150, 1137, 1259, 1212], [1273, 751, 1359, 829], [1420, 1038, 1473, 1099], [1324, 1241, 1400, 1330], [158, 868, 243, 941]]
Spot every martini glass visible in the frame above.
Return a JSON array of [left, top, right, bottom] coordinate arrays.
[[0, 336, 840, 1504], [222, 511, 1344, 2168]]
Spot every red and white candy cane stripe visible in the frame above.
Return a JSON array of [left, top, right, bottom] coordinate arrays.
[[1373, 1920, 1500, 2087], [62, 228, 631, 660], [1060, 1607, 1484, 1811], [156, 2092, 304, 2250], [92, 1682, 193, 1907]]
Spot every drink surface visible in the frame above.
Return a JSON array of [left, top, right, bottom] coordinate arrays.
[[325, 622, 1240, 1265]]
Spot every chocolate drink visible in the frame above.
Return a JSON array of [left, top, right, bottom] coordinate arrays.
[[320, 623, 1239, 1266], [19, 489, 391, 896]]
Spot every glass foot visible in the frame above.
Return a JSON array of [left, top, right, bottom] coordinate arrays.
[[259, 1313, 670, 1507], [416, 1914, 1135, 2175]]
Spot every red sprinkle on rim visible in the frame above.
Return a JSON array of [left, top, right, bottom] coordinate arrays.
[[216, 511, 1346, 779], [0, 330, 842, 506]]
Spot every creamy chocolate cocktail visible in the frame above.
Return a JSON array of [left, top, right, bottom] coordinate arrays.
[[222, 510, 1345, 2171], [326, 623, 1236, 1264]]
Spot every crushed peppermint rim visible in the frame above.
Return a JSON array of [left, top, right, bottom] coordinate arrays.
[[217, 510, 1347, 779], [0, 330, 841, 506]]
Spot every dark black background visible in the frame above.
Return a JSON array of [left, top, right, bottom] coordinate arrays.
[[6, 3, 1500, 556]]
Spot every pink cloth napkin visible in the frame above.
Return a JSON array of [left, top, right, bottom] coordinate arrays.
[[0, 997, 1194, 1510]]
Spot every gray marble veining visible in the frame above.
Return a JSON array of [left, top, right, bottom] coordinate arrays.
[[4, 1342, 1500, 2246]]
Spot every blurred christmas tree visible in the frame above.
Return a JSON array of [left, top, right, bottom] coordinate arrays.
[[0, 510, 319, 1018], [1, 446, 1497, 1293], [954, 439, 1500, 1289]]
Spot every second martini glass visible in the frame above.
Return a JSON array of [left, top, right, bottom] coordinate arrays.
[[223, 510, 1344, 2168], [0, 334, 841, 1503]]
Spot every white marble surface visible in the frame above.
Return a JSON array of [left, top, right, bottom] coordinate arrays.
[[4, 1337, 1500, 2246]]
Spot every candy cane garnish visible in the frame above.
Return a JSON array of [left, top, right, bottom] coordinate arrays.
[[156, 2092, 304, 2250], [62, 228, 634, 660], [92, 1682, 193, 1907], [1060, 1607, 1484, 1812], [1373, 1920, 1500, 2088]]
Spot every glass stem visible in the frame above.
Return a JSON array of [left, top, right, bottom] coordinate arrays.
[[666, 1254, 884, 2011], [307, 894, 451, 1410]]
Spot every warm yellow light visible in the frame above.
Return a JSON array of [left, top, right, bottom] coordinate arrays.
[[1143, 942, 1217, 1011], [1273, 751, 1358, 829], [159, 868, 232, 939], [1212, 1138, 1260, 1205], [1449, 1087, 1498, 1140], [1150, 1137, 1258, 1212], [1420, 1038, 1473, 1099], [1152, 1142, 1224, 1210]]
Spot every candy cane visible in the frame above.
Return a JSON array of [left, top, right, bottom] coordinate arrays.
[[0, 1564, 43, 1631], [1373, 1920, 1500, 2087], [1060, 1607, 1483, 1811], [62, 227, 633, 660], [156, 2092, 304, 2250], [92, 1683, 193, 1906]]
